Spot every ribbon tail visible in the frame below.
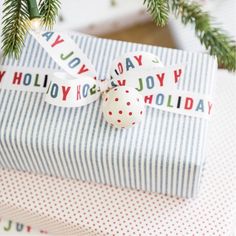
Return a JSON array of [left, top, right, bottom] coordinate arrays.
[[143, 91, 213, 119], [30, 31, 97, 80]]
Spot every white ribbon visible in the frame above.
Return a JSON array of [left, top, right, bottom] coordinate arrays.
[[0, 31, 213, 118]]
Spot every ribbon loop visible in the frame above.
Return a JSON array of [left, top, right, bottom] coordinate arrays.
[[0, 31, 213, 119], [45, 72, 100, 107]]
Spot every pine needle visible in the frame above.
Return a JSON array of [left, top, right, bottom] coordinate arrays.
[[144, 0, 169, 27], [1, 0, 235, 72], [171, 0, 236, 71], [1, 0, 30, 58], [39, 0, 61, 29]]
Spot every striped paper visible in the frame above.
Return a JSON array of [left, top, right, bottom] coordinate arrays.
[[0, 33, 217, 198]]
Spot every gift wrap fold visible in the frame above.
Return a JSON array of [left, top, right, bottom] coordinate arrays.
[[0, 32, 217, 198]]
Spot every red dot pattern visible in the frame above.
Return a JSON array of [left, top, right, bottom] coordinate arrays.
[[0, 142, 235, 236], [0, 75, 235, 235], [103, 87, 144, 127]]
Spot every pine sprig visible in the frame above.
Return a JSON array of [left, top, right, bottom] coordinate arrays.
[[1, 0, 235, 72], [171, 0, 236, 71], [39, 0, 60, 29], [1, 0, 30, 58], [144, 0, 169, 27]]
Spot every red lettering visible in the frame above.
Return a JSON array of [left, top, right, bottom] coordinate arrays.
[[156, 73, 165, 86], [117, 62, 123, 74], [0, 71, 6, 82], [174, 69, 182, 83], [26, 226, 32, 232], [78, 64, 89, 74], [134, 55, 142, 66], [184, 97, 193, 110], [51, 35, 64, 47], [13, 72, 22, 84], [77, 85, 81, 100], [208, 102, 213, 115], [117, 80, 126, 86], [62, 86, 71, 101], [144, 95, 153, 104]]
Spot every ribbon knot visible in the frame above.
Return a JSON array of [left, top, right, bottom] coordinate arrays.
[[98, 79, 110, 94]]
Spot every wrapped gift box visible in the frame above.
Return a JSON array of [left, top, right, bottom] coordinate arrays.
[[0, 32, 217, 198]]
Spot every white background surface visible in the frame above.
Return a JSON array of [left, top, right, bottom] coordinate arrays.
[[0, 1, 235, 235], [0, 0, 149, 37], [169, 0, 236, 51]]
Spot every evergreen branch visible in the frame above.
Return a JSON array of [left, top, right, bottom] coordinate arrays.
[[1, 0, 235, 72], [171, 0, 236, 71], [144, 0, 169, 27], [39, 0, 60, 29], [1, 0, 30, 58]]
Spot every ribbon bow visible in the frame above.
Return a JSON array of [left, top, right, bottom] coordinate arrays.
[[0, 32, 213, 128]]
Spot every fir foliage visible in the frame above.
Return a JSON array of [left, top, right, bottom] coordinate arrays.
[[171, 0, 236, 71], [144, 0, 169, 27], [1, 0, 60, 58], [1, 0, 236, 71], [1, 0, 29, 58], [39, 0, 60, 29]]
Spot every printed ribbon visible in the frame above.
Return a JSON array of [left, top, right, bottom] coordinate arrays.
[[0, 31, 213, 118]]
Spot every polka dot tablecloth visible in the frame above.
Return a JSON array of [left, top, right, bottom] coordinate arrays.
[[0, 70, 236, 236]]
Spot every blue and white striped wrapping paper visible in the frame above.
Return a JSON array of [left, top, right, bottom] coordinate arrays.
[[0, 33, 217, 198]]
